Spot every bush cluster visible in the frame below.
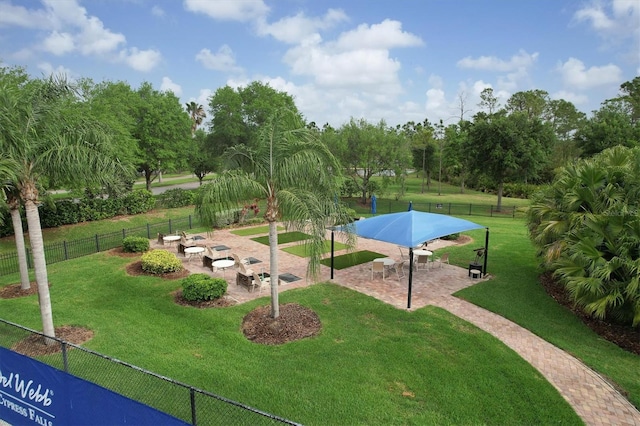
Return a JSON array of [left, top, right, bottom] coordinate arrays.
[[141, 250, 183, 275], [122, 236, 150, 253], [157, 188, 195, 208], [0, 189, 156, 237], [181, 273, 227, 301]]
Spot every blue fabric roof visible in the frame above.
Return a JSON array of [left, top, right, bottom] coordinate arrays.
[[347, 210, 484, 248]]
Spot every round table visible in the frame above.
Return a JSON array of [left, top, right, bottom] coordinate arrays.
[[413, 249, 432, 270], [373, 258, 395, 266], [212, 259, 235, 277], [184, 246, 205, 262], [413, 249, 433, 257], [162, 235, 181, 246]]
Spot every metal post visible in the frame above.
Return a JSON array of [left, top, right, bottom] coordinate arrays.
[[407, 248, 414, 309], [190, 388, 197, 425], [483, 228, 490, 277], [146, 223, 150, 238], [169, 219, 172, 234], [330, 230, 335, 280], [63, 241, 68, 261], [62, 342, 69, 372], [95, 234, 100, 252]]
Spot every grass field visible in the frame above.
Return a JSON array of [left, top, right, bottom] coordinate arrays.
[[251, 231, 312, 245], [0, 254, 581, 424], [1, 174, 638, 419], [281, 240, 347, 257], [320, 250, 387, 269]]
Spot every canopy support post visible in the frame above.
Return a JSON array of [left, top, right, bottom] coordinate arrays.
[[407, 247, 414, 309], [483, 228, 489, 277]]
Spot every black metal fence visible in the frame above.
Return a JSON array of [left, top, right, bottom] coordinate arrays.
[[0, 216, 198, 277], [0, 318, 299, 426], [347, 199, 521, 218]]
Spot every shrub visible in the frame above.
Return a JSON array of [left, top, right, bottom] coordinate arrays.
[[122, 236, 149, 253], [181, 274, 227, 301], [157, 188, 195, 208], [123, 189, 156, 215], [141, 250, 183, 275], [441, 233, 460, 241]]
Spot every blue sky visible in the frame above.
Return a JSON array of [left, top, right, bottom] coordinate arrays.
[[1, 0, 638, 127]]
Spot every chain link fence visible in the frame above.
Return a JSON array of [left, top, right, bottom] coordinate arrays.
[[0, 318, 300, 426]]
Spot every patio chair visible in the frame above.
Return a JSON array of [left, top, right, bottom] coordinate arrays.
[[397, 246, 408, 261], [157, 232, 165, 245], [238, 262, 254, 276], [251, 272, 270, 294], [415, 254, 429, 270], [391, 260, 406, 279], [432, 252, 450, 269], [371, 260, 386, 280], [232, 253, 249, 269]]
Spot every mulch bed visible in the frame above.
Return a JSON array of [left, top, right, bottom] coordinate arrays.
[[125, 260, 190, 280], [242, 303, 322, 345], [11, 325, 94, 357], [540, 272, 640, 356], [0, 281, 41, 299], [173, 290, 237, 308]]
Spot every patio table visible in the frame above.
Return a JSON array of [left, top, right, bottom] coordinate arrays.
[[184, 246, 205, 262]]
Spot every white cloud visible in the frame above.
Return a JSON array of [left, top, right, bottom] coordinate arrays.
[[120, 48, 162, 72], [0, 1, 52, 28], [160, 76, 182, 96], [573, 0, 640, 63], [42, 31, 75, 56], [457, 49, 538, 72], [557, 57, 622, 89], [37, 62, 74, 80], [335, 19, 423, 50], [425, 88, 446, 113], [552, 90, 589, 106], [256, 8, 348, 44], [151, 5, 165, 18], [1, 0, 160, 72], [183, 0, 269, 22], [196, 45, 243, 73]]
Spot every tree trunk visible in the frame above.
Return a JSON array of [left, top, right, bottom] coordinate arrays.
[[9, 202, 30, 290], [24, 197, 56, 342], [268, 220, 280, 318], [496, 182, 503, 212]]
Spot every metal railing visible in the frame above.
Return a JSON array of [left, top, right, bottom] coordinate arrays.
[[347, 200, 521, 218], [0, 318, 299, 426], [0, 216, 197, 277]]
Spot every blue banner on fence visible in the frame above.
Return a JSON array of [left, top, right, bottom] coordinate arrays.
[[0, 347, 188, 426]]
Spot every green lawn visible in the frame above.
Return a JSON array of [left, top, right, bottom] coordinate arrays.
[[251, 231, 312, 245], [281, 240, 347, 257], [0, 254, 580, 425], [230, 225, 283, 236], [320, 250, 387, 269]]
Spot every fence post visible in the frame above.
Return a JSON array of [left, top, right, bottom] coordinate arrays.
[[122, 228, 126, 240], [63, 241, 68, 261], [448, 203, 451, 215], [490, 205, 493, 217], [189, 215, 192, 229], [169, 219, 173, 234], [190, 388, 197, 426], [146, 223, 150, 239], [469, 204, 472, 215], [512, 206, 515, 218], [95, 234, 100, 253], [62, 341, 69, 373]]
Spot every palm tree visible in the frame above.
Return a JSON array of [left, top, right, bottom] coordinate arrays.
[[186, 101, 206, 137], [0, 75, 132, 341], [196, 108, 355, 318], [527, 146, 640, 326]]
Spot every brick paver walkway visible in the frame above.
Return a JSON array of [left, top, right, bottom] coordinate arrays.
[[160, 227, 640, 426]]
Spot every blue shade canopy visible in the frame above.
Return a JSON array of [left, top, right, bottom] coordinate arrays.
[[350, 210, 484, 248]]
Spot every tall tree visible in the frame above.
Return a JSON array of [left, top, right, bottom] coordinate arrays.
[[0, 75, 131, 341], [506, 89, 550, 120], [186, 101, 206, 137], [575, 101, 639, 157], [207, 81, 300, 152], [133, 82, 192, 190], [466, 111, 555, 210], [545, 99, 586, 167], [336, 118, 412, 203], [478, 87, 499, 115], [189, 129, 218, 185], [196, 108, 355, 318]]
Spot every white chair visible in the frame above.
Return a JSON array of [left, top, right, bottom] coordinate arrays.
[[397, 246, 408, 261], [415, 255, 429, 270], [392, 260, 406, 279], [371, 260, 386, 280], [432, 252, 450, 269], [232, 253, 249, 269], [252, 272, 270, 294]]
